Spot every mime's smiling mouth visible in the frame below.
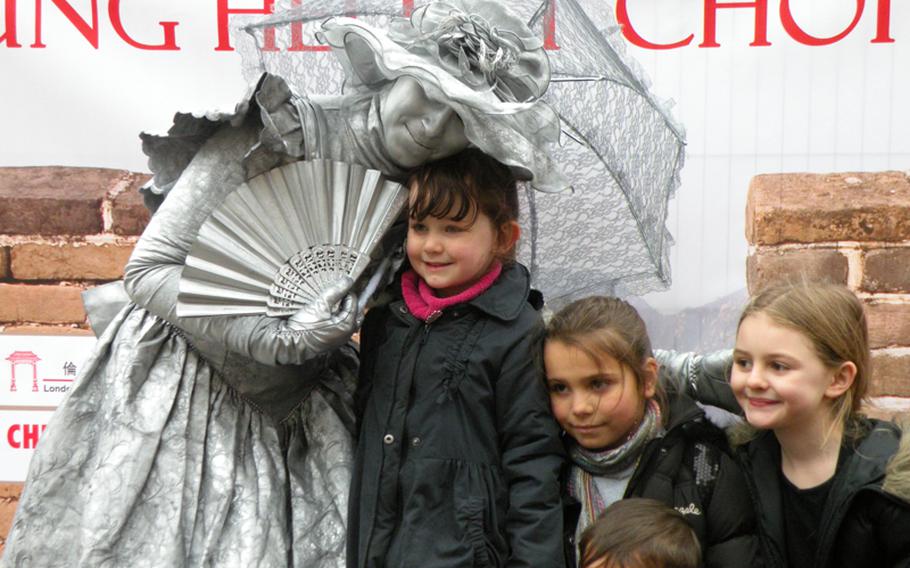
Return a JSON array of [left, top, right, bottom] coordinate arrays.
[[405, 123, 435, 150]]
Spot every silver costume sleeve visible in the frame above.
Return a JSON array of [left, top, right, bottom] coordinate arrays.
[[654, 349, 741, 413], [124, 120, 357, 366]]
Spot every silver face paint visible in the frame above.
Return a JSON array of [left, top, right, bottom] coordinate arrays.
[[380, 76, 470, 167]]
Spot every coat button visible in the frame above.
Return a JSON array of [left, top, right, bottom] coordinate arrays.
[[411, 436, 422, 447], [383, 434, 395, 445], [398, 305, 408, 315]]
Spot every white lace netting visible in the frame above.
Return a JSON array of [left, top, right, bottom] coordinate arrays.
[[232, 0, 685, 306]]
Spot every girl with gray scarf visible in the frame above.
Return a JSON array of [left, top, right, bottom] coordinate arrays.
[[541, 296, 762, 568]]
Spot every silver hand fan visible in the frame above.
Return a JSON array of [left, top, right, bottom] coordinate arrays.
[[177, 159, 407, 318]]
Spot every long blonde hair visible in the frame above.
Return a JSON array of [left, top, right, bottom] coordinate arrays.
[[738, 281, 869, 432]]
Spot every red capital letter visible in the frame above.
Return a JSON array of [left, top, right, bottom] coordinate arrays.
[[23, 424, 40, 449], [543, 0, 559, 51], [287, 0, 329, 52], [699, 0, 771, 48], [109, 0, 178, 50], [780, 0, 863, 46], [32, 0, 99, 48], [617, 0, 693, 49], [216, 0, 274, 51], [871, 0, 894, 43], [7, 424, 20, 449], [1, 0, 22, 47]]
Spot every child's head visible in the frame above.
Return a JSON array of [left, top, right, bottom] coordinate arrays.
[[406, 148, 520, 297], [579, 498, 701, 568], [542, 296, 662, 450], [731, 281, 868, 435]]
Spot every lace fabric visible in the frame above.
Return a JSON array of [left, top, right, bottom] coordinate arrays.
[[233, 0, 685, 305]]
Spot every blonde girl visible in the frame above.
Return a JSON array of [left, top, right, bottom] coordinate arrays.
[[730, 281, 910, 567], [542, 296, 760, 568]]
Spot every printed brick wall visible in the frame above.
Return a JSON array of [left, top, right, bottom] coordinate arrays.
[[4, 167, 910, 552], [0, 167, 150, 328], [0, 484, 18, 553], [0, 167, 150, 556], [747, 171, 910, 418]]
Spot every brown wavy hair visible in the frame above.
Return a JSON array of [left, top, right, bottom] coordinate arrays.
[[407, 148, 520, 261], [579, 497, 701, 568], [541, 296, 666, 420]]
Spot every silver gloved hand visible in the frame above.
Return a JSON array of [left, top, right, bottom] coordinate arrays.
[[286, 277, 361, 352], [655, 349, 739, 413]]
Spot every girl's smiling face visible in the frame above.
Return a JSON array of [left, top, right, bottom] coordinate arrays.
[[406, 186, 506, 297], [544, 340, 656, 450], [731, 312, 848, 434]]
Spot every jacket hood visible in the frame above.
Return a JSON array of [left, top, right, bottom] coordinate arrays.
[[883, 419, 910, 502]]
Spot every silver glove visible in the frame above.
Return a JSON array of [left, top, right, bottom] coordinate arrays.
[[655, 349, 740, 413], [286, 277, 361, 351]]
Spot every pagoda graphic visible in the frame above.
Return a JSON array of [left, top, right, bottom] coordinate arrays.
[[6, 351, 41, 392]]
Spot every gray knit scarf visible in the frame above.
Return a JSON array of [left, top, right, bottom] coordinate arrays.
[[567, 399, 663, 536]]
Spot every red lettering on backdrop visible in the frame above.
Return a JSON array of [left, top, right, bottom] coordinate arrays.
[[108, 0, 178, 50], [22, 423, 40, 448], [286, 0, 354, 52], [7, 424, 18, 449], [242, 0, 555, 55], [699, 0, 771, 48], [543, 0, 559, 50], [259, 0, 335, 53], [780, 0, 863, 46], [616, 0, 693, 49], [32, 0, 99, 49], [216, 0, 274, 51], [7, 424, 48, 449], [1, 0, 21, 47], [872, 0, 894, 43]]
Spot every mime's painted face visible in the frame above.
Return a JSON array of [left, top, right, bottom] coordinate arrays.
[[380, 76, 470, 168]]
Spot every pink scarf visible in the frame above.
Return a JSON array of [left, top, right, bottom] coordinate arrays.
[[401, 262, 503, 322]]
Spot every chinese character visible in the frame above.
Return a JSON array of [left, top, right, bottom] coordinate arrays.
[[63, 361, 77, 376]]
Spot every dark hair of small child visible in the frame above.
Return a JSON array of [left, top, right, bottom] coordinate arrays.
[[579, 498, 701, 568], [406, 147, 520, 262]]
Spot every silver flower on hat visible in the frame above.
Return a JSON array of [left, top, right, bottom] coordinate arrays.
[[391, 0, 550, 103]]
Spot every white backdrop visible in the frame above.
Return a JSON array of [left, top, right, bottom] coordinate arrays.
[[2, 0, 909, 314]]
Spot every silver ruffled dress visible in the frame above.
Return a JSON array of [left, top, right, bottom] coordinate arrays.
[[2, 75, 399, 568]]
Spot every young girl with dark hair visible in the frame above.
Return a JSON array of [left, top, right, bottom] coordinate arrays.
[[348, 149, 565, 568], [541, 296, 760, 567]]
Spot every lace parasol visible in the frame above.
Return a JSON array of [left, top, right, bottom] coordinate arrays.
[[232, 0, 685, 306]]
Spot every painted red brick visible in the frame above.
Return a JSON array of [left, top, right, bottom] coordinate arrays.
[[0, 483, 22, 556], [862, 248, 910, 293], [0, 248, 8, 280], [11, 242, 134, 281], [747, 248, 848, 294], [0, 284, 86, 324], [0, 167, 127, 236], [870, 351, 910, 397], [111, 174, 152, 236], [866, 302, 910, 350], [747, 171, 910, 245]]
